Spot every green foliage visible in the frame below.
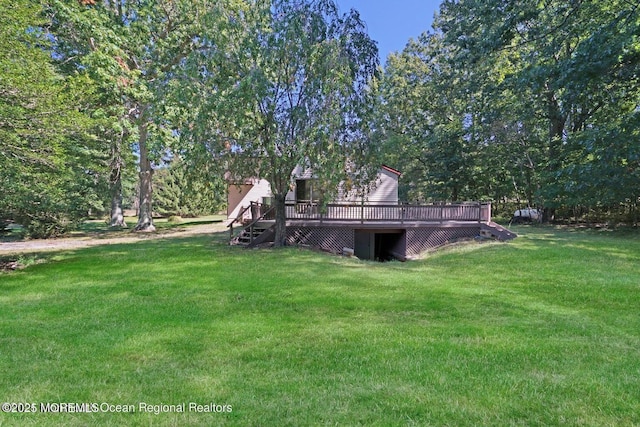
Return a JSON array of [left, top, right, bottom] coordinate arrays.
[[379, 0, 640, 223], [379, 33, 482, 202], [154, 157, 224, 218], [6, 0, 638, 233], [45, 0, 218, 231], [444, 0, 640, 213], [0, 0, 109, 238], [185, 0, 380, 244]]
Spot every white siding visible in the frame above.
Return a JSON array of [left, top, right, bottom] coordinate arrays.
[[227, 179, 272, 221], [364, 168, 399, 205], [337, 168, 399, 205]]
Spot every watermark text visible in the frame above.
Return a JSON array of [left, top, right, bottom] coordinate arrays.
[[2, 401, 232, 414]]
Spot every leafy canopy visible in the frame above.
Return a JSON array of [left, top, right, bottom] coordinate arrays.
[[184, 0, 379, 244]]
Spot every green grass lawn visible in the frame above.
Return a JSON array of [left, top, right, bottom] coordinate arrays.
[[1, 226, 639, 426]]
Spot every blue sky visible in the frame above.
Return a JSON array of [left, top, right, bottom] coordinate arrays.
[[337, 0, 442, 65]]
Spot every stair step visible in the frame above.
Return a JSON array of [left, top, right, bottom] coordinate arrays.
[[480, 222, 517, 241], [232, 227, 270, 246], [231, 223, 276, 247]]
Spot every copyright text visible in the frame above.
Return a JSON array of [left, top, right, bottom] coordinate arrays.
[[2, 401, 232, 414]]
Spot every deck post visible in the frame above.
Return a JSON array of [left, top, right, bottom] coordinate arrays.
[[479, 202, 491, 222]]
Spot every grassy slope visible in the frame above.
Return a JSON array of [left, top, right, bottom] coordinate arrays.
[[0, 226, 639, 426]]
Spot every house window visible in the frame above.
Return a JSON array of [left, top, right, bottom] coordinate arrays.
[[296, 179, 319, 204]]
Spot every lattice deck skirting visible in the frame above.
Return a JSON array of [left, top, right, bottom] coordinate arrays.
[[405, 227, 480, 257], [287, 226, 354, 254], [286, 223, 483, 259]]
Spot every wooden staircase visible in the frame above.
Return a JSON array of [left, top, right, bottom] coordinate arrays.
[[480, 221, 518, 241], [228, 202, 276, 248], [231, 223, 275, 248]]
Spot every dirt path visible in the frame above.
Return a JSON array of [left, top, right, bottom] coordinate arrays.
[[0, 222, 229, 255]]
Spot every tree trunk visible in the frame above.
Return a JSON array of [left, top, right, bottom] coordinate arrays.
[[273, 193, 287, 247], [135, 120, 156, 232], [109, 136, 127, 228], [109, 178, 127, 227], [544, 89, 566, 223]]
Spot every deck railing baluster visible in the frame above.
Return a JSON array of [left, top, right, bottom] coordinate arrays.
[[282, 202, 492, 223]]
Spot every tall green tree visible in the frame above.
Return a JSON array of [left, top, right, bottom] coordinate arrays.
[[436, 0, 640, 218], [154, 156, 225, 218], [46, 0, 219, 231], [188, 0, 379, 246], [1, 0, 107, 237], [379, 32, 483, 202], [380, 0, 639, 220]]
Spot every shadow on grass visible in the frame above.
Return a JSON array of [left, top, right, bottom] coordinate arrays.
[[74, 216, 225, 238], [1, 216, 226, 243]]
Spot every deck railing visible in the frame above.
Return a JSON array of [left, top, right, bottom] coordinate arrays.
[[285, 202, 491, 223]]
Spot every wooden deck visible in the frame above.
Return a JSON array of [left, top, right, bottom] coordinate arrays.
[[229, 202, 516, 258]]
